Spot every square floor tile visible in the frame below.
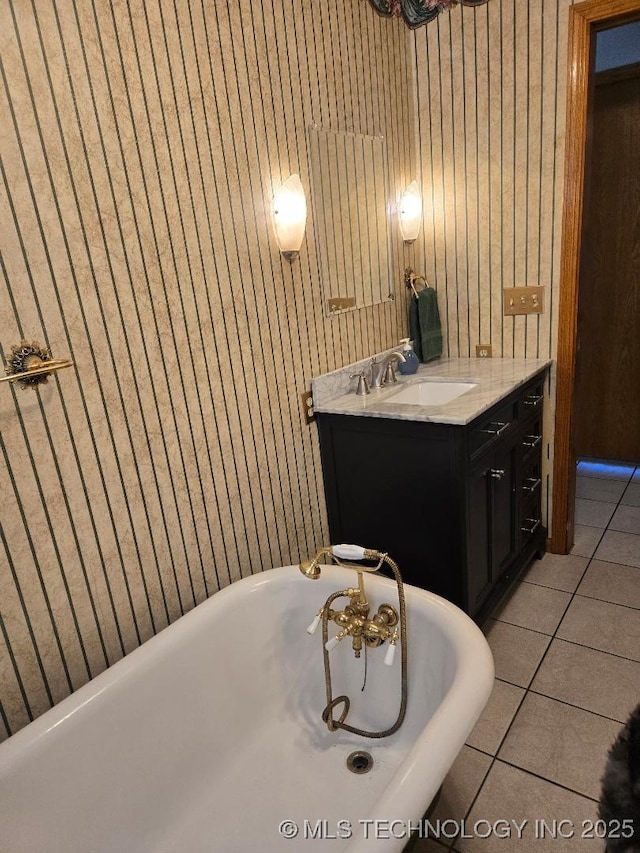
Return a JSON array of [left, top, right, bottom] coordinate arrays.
[[575, 476, 627, 503], [570, 525, 603, 558], [577, 559, 640, 610], [454, 761, 602, 852], [498, 693, 620, 799], [575, 498, 617, 529], [531, 638, 640, 723], [493, 582, 571, 635], [577, 460, 635, 481], [609, 504, 640, 535], [622, 482, 640, 507], [557, 595, 640, 662], [594, 530, 640, 569], [633, 469, 640, 482], [430, 746, 492, 824], [466, 680, 524, 755], [522, 553, 588, 593], [483, 620, 551, 688]]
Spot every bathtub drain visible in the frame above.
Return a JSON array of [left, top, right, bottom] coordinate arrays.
[[346, 750, 374, 775]]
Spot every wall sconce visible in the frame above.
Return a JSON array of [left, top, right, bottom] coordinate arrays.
[[399, 180, 422, 244], [272, 174, 307, 261]]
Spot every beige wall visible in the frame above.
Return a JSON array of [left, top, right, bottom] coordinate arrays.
[[0, 1, 415, 739], [413, 0, 570, 360], [412, 0, 572, 531]]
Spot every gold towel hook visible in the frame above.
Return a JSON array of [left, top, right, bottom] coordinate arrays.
[[1, 340, 74, 390], [403, 267, 431, 299]]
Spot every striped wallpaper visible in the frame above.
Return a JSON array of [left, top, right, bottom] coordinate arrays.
[[412, 0, 574, 537], [412, 0, 569, 361], [0, 1, 413, 740], [0, 0, 578, 742]]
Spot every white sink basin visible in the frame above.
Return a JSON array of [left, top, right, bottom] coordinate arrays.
[[387, 380, 478, 406]]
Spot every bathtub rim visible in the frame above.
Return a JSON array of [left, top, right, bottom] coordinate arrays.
[[0, 564, 494, 853]]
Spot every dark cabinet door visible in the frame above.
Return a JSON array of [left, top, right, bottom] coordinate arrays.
[[467, 462, 492, 614], [467, 435, 518, 616], [491, 438, 518, 577]]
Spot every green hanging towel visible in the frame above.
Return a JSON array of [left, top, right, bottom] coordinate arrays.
[[409, 295, 423, 361], [415, 287, 442, 363]]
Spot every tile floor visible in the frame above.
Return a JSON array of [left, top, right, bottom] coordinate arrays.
[[411, 459, 640, 852]]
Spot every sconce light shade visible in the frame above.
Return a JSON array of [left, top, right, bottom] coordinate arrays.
[[272, 174, 307, 261], [399, 180, 422, 243]]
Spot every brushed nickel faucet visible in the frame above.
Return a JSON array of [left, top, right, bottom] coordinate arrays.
[[370, 351, 406, 389]]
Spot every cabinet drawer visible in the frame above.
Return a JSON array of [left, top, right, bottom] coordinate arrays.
[[522, 473, 542, 498], [520, 465, 542, 545], [469, 401, 517, 458], [521, 474, 542, 517], [520, 514, 543, 539], [521, 416, 543, 462], [519, 376, 545, 418]]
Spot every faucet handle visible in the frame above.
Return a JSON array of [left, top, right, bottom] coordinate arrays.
[[383, 362, 398, 385], [384, 632, 399, 666], [349, 372, 370, 396], [306, 610, 322, 635], [325, 628, 349, 651]]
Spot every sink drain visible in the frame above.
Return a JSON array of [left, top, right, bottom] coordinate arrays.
[[346, 750, 374, 774]]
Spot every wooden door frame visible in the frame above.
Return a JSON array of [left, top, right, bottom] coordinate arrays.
[[550, 0, 640, 554]]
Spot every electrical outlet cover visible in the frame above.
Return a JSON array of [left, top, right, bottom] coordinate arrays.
[[476, 345, 493, 358], [301, 389, 315, 424]]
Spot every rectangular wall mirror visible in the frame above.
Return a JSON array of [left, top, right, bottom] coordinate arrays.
[[307, 126, 393, 316]]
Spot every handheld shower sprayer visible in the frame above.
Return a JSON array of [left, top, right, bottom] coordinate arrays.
[[298, 543, 408, 739]]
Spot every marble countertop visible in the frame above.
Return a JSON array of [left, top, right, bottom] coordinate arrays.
[[312, 357, 552, 425]]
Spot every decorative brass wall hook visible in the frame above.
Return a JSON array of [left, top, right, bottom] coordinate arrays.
[[1, 340, 74, 390], [404, 267, 430, 298]]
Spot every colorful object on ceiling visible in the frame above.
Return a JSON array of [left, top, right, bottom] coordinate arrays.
[[367, 0, 489, 29]]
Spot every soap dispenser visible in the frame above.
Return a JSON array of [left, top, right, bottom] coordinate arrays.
[[397, 338, 419, 375]]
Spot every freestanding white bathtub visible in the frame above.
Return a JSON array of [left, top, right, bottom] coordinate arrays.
[[0, 564, 493, 853]]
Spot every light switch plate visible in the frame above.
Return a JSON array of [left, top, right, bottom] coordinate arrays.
[[476, 345, 493, 358], [503, 286, 544, 315]]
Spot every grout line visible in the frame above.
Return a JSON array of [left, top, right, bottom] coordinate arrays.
[[571, 590, 640, 612], [490, 614, 560, 637], [540, 635, 639, 663], [490, 757, 601, 803], [513, 577, 585, 594], [498, 577, 640, 612], [525, 687, 632, 725]]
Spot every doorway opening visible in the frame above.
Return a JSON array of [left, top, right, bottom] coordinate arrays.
[[550, 0, 640, 554]]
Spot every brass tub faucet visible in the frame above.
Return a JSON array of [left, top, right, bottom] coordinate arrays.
[[299, 544, 408, 739]]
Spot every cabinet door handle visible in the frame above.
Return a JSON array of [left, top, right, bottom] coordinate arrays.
[[488, 468, 506, 480], [521, 518, 541, 534], [524, 394, 543, 406], [523, 435, 542, 448], [523, 477, 541, 493], [481, 421, 510, 436]]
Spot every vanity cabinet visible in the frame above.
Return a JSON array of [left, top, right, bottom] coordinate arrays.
[[317, 367, 548, 623]]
